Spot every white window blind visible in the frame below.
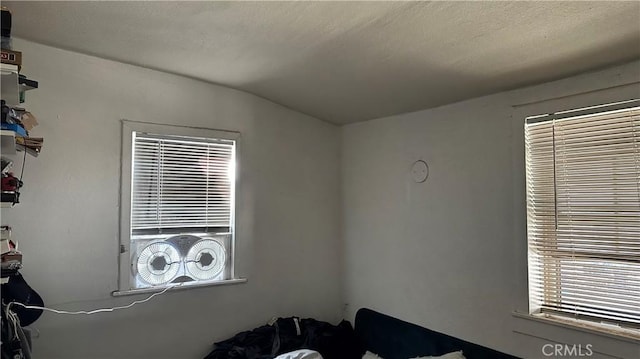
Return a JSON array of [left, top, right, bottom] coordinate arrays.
[[131, 132, 235, 233], [525, 100, 640, 329]]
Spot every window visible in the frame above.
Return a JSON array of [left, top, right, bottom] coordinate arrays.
[[525, 100, 640, 333], [119, 121, 238, 292]]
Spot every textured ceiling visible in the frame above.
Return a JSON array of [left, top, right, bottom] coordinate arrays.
[[5, 1, 640, 124]]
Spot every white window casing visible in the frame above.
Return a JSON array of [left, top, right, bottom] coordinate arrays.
[[116, 121, 242, 294], [525, 100, 640, 331]]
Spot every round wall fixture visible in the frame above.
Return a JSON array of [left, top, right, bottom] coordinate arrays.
[[411, 160, 429, 183]]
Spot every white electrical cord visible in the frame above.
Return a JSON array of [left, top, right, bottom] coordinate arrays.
[[7, 306, 20, 337], [6, 284, 178, 316]]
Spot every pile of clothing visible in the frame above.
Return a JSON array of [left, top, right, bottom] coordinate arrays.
[[204, 317, 362, 359], [1, 273, 43, 359]]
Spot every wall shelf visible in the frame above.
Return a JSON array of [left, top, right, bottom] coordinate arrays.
[[1, 130, 39, 158], [1, 130, 17, 155], [1, 63, 38, 106], [1, 64, 20, 106]]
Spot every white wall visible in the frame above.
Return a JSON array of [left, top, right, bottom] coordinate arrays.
[[1, 38, 343, 359], [341, 61, 640, 359]]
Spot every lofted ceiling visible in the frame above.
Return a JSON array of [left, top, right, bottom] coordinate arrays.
[[4, 1, 640, 124]]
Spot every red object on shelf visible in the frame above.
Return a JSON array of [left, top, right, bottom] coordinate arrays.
[[1, 172, 21, 191]]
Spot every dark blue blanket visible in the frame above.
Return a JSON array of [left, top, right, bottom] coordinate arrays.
[[354, 308, 519, 359]]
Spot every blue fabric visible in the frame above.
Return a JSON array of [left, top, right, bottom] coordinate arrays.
[[354, 308, 520, 359]]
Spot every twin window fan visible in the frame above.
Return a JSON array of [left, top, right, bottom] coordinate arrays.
[[133, 234, 229, 287]]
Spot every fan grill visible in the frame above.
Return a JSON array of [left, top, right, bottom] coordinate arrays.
[[185, 239, 226, 280], [136, 242, 181, 285]]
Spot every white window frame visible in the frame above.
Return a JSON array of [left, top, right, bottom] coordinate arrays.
[[115, 120, 244, 295], [523, 99, 640, 338]]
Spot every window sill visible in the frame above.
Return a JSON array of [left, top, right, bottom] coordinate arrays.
[[112, 278, 247, 297], [512, 311, 640, 343]]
